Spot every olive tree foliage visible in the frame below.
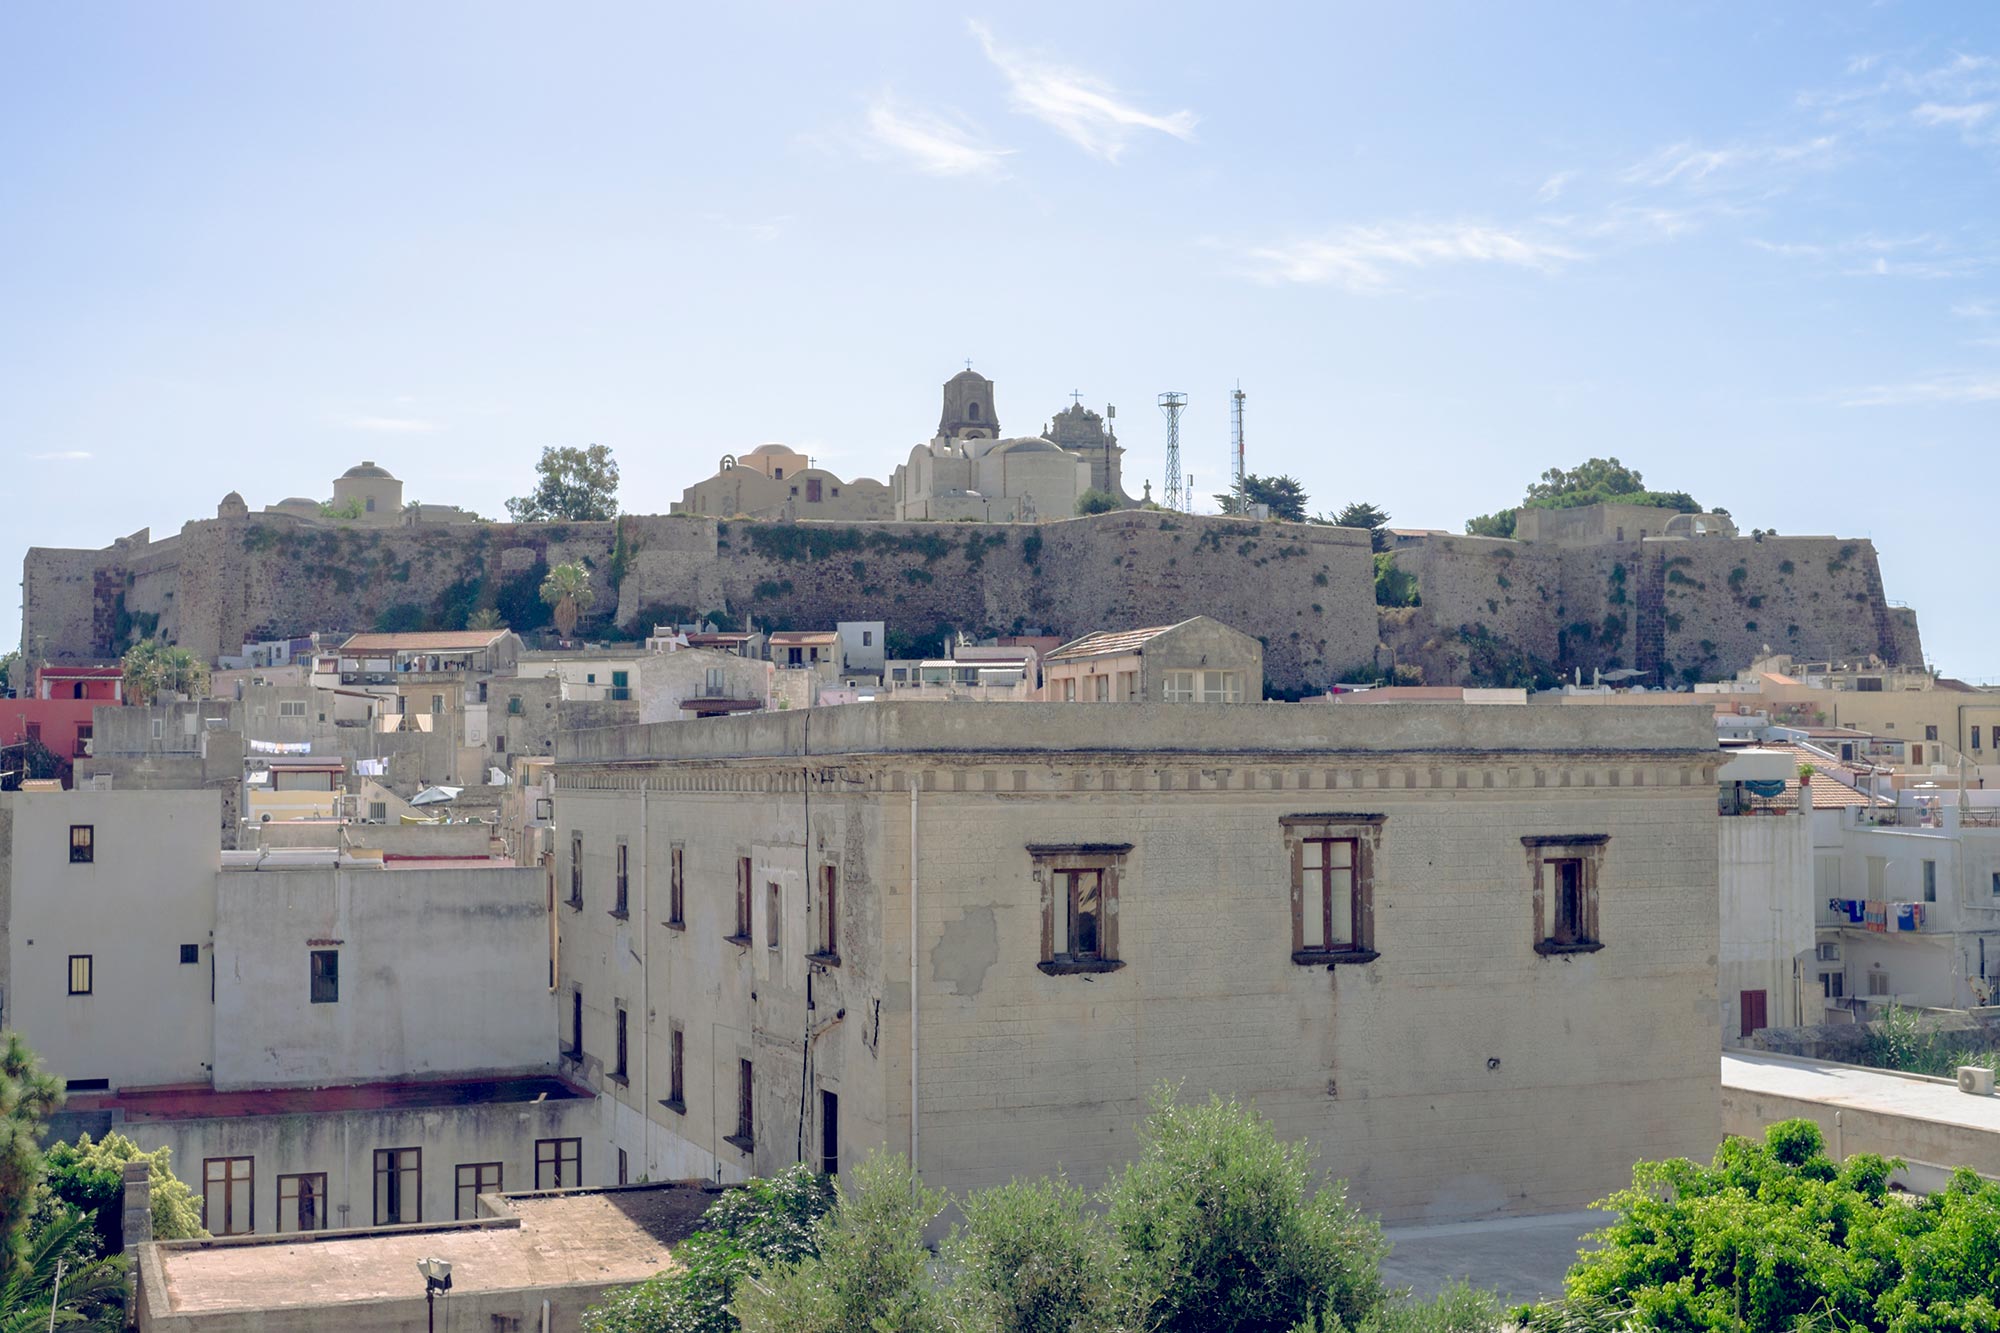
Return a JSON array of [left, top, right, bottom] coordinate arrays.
[[731, 1154, 949, 1333], [507, 444, 621, 523], [1103, 1089, 1388, 1333], [581, 1165, 834, 1333], [945, 1173, 1138, 1333]]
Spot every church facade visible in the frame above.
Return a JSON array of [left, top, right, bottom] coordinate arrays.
[[890, 370, 1131, 521]]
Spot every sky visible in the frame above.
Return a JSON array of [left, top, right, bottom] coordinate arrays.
[[2, 3, 1997, 673]]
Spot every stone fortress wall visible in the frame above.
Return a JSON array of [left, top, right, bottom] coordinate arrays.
[[23, 508, 1921, 693]]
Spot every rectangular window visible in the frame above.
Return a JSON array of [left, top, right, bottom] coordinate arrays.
[[68, 955, 92, 996], [614, 842, 629, 917], [535, 1137, 581, 1190], [1093, 675, 1110, 702], [1524, 836, 1608, 955], [861, 630, 873, 647], [816, 865, 839, 959], [1061, 677, 1077, 701], [180, 944, 200, 965], [614, 1006, 628, 1081], [374, 1148, 421, 1225], [276, 1172, 327, 1233], [1284, 816, 1381, 964], [1200, 670, 1243, 703], [455, 1162, 502, 1219], [1739, 989, 1768, 1039], [664, 1026, 686, 1113], [508, 694, 523, 715], [1821, 972, 1845, 999], [203, 1156, 254, 1235], [69, 825, 94, 864], [279, 700, 307, 718], [1030, 844, 1130, 974], [430, 694, 444, 715], [569, 989, 583, 1058], [1922, 859, 1937, 903], [151, 718, 164, 740], [733, 857, 753, 940], [729, 1060, 755, 1151], [1976, 728, 1986, 751], [1925, 724, 1939, 741], [569, 835, 583, 906], [820, 1090, 839, 1176], [618, 1147, 629, 1185], [309, 950, 339, 1004], [668, 845, 686, 927], [369, 801, 388, 822], [767, 882, 781, 950]]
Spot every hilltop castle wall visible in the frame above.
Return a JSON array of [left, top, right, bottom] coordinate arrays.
[[22, 512, 1921, 692]]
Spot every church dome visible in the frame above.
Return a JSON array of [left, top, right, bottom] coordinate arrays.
[[340, 460, 397, 480], [991, 437, 1063, 454]]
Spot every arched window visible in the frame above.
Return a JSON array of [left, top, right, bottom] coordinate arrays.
[[967, 402, 981, 421]]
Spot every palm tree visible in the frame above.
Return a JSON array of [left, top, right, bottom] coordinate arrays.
[[118, 640, 163, 706], [0, 1209, 129, 1332], [539, 563, 595, 641], [155, 648, 209, 700], [466, 608, 506, 631], [119, 641, 209, 704]]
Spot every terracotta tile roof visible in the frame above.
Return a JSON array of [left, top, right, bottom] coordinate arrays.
[[1752, 742, 1895, 807], [339, 630, 508, 652], [768, 631, 839, 645], [1047, 622, 1184, 662]]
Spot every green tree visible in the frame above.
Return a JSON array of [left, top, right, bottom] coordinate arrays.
[[540, 563, 597, 640], [1217, 475, 1310, 523], [466, 608, 507, 631], [0, 1208, 128, 1332], [1103, 1089, 1387, 1333], [317, 496, 365, 521], [1333, 502, 1392, 552], [1462, 510, 1516, 539], [731, 1154, 948, 1333], [1074, 488, 1121, 516], [0, 1033, 64, 1269], [0, 653, 19, 699], [1525, 1118, 2000, 1333], [583, 1165, 834, 1333], [41, 1134, 204, 1255], [119, 640, 209, 705], [508, 444, 621, 523], [946, 1173, 1134, 1333], [0, 738, 66, 792], [1374, 553, 1420, 608]]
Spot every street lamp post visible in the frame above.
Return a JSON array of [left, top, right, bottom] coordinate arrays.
[[417, 1257, 452, 1333]]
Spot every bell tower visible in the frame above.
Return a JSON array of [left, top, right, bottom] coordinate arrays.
[[937, 368, 1000, 440]]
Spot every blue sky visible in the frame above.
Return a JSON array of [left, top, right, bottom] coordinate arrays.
[[3, 3, 1996, 673]]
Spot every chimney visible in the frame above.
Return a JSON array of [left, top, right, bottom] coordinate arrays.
[[121, 1161, 152, 1254]]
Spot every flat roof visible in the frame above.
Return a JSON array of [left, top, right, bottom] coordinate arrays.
[[147, 1184, 714, 1315], [66, 1074, 586, 1122], [339, 631, 508, 653], [1722, 1052, 2000, 1135]]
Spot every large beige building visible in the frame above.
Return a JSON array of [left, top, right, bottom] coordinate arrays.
[[553, 700, 1722, 1223], [671, 444, 894, 521], [891, 370, 1126, 521]]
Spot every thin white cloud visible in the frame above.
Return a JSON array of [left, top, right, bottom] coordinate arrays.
[[29, 450, 92, 461], [970, 21, 1196, 162], [862, 97, 1012, 177], [1239, 222, 1581, 291], [1536, 170, 1579, 202], [1953, 300, 1996, 319], [1619, 135, 1837, 188], [1914, 101, 1996, 127], [1842, 371, 2000, 406], [345, 416, 439, 434]]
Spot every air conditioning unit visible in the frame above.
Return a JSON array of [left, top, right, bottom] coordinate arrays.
[[1956, 1066, 1996, 1096]]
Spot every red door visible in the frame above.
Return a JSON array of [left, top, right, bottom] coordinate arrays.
[[1740, 989, 1768, 1040]]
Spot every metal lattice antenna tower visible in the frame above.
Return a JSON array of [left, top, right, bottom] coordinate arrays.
[[1158, 392, 1188, 512], [1229, 382, 1246, 495]]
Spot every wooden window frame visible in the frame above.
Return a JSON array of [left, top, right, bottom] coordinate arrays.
[[309, 949, 339, 1004], [373, 1147, 421, 1225], [661, 1024, 686, 1114], [535, 1137, 581, 1190], [725, 1059, 756, 1153], [666, 844, 686, 929], [727, 856, 753, 945], [810, 863, 840, 964], [455, 1162, 502, 1219], [1030, 844, 1131, 975], [69, 825, 94, 864], [68, 954, 93, 996], [1524, 835, 1608, 956], [276, 1171, 328, 1233], [1282, 814, 1384, 966], [612, 841, 630, 918], [202, 1155, 254, 1235]]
